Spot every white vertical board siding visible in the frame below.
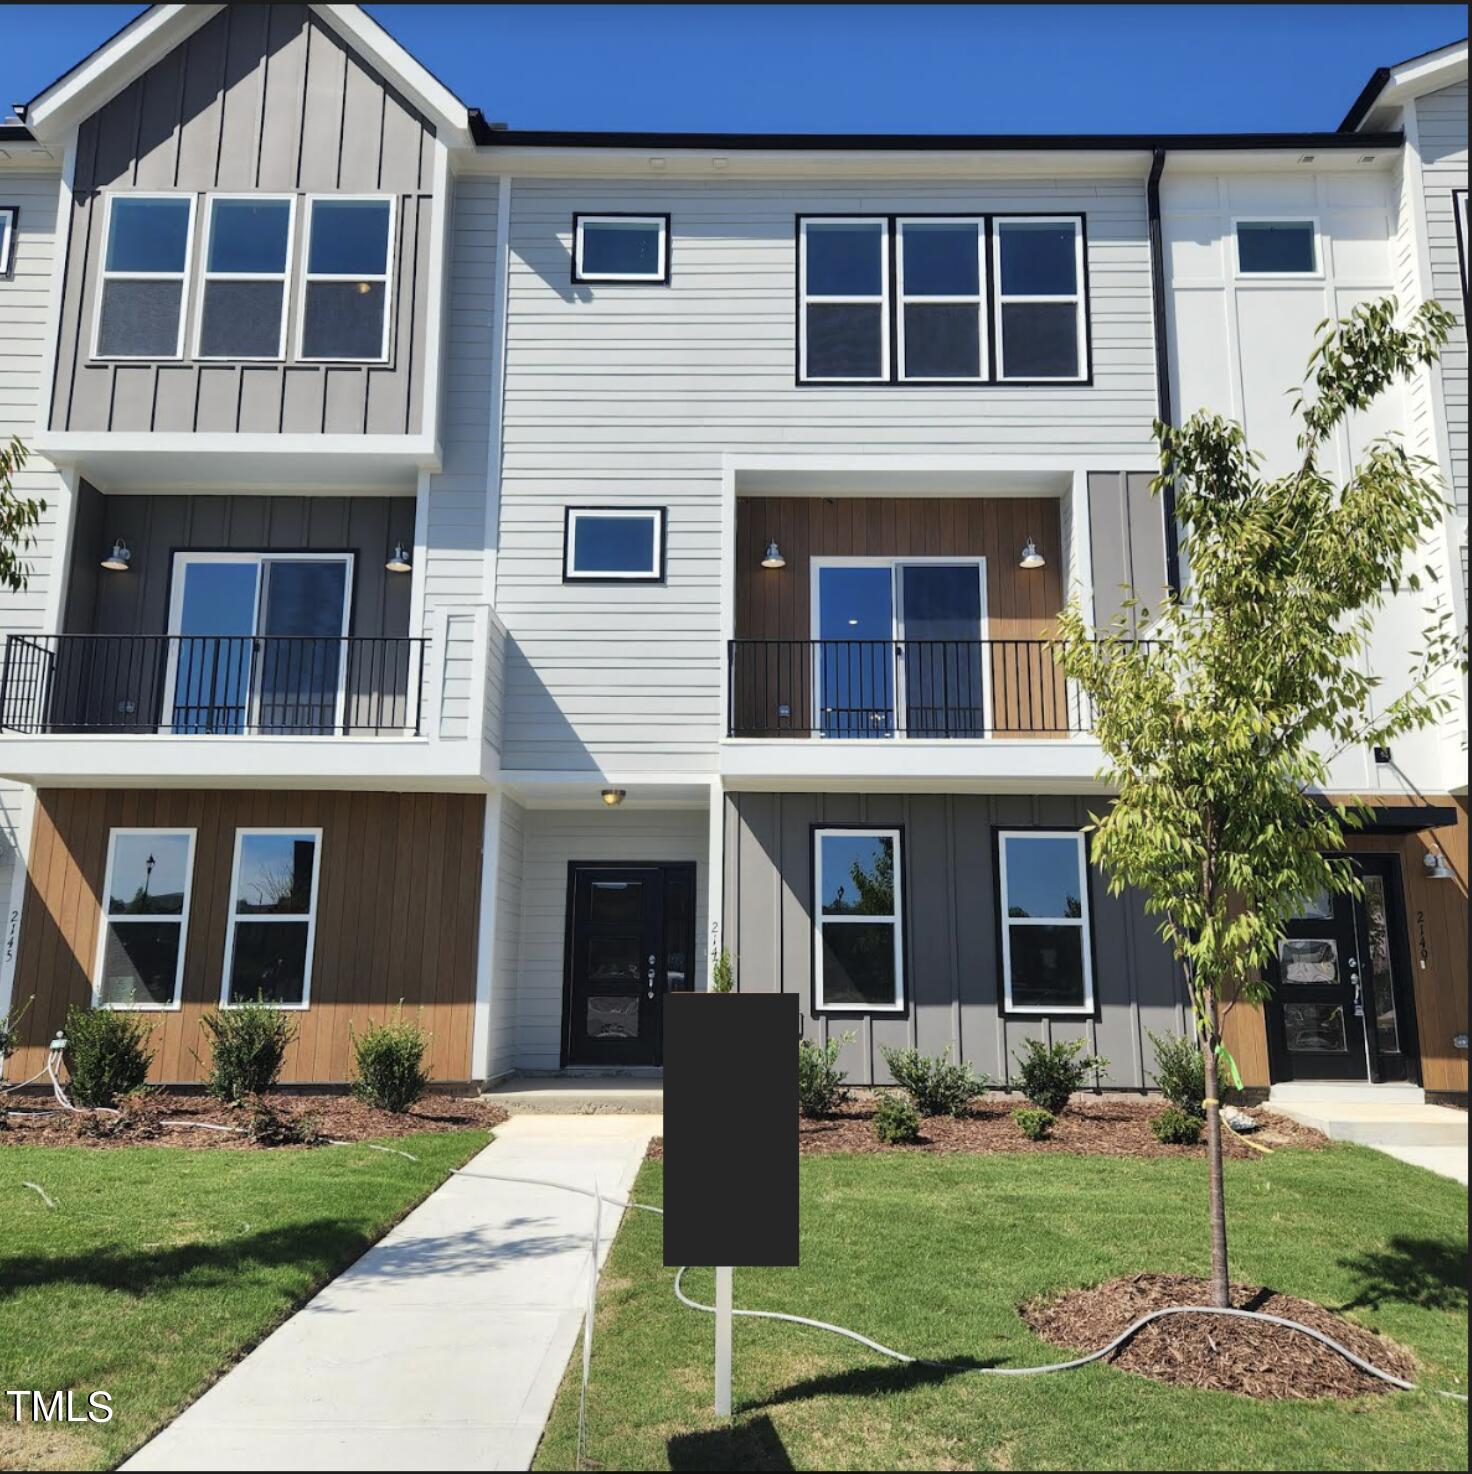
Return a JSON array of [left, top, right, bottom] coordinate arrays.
[[1415, 85, 1468, 517], [511, 806, 708, 1069], [489, 795, 525, 1079], [422, 173, 499, 735], [0, 172, 65, 967], [497, 175, 1157, 773]]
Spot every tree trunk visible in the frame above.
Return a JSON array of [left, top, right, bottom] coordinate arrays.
[[1200, 990, 1230, 1308]]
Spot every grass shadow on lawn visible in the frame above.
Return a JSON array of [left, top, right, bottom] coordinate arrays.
[[1337, 1235, 1470, 1314], [741, 1354, 998, 1413], [668, 1414, 796, 1471]]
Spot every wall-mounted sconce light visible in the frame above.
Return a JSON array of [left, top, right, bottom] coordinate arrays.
[[1019, 538, 1046, 570], [385, 543, 412, 574], [1424, 849, 1454, 881], [101, 539, 131, 571], [761, 540, 786, 569], [601, 788, 627, 807]]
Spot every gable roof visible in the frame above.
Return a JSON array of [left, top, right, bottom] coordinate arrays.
[[22, 3, 474, 147], [1339, 37, 1468, 132]]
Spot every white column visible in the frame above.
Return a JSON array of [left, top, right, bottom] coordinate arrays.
[[714, 1265, 733, 1416], [469, 789, 504, 1083], [706, 777, 724, 987]]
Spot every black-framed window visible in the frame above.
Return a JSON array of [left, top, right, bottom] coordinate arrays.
[[572, 214, 670, 283], [0, 205, 17, 279], [1235, 219, 1318, 276], [998, 830, 1094, 1014], [563, 506, 666, 582], [813, 827, 905, 1012], [797, 213, 1089, 384]]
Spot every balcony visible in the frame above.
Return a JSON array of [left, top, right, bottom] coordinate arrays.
[[0, 611, 505, 790], [722, 637, 1124, 792]]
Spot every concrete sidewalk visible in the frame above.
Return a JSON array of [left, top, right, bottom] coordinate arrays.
[[125, 1113, 661, 1472]]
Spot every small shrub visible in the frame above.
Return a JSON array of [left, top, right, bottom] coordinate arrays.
[[0, 995, 32, 1061], [63, 1005, 154, 1108], [1012, 1106, 1055, 1142], [1147, 1028, 1206, 1119], [245, 1094, 324, 1147], [873, 1093, 921, 1145], [710, 949, 735, 993], [199, 999, 297, 1103], [879, 1045, 986, 1117], [798, 1032, 852, 1118], [1151, 1104, 1203, 1146], [1012, 1038, 1108, 1116], [350, 1005, 431, 1113]]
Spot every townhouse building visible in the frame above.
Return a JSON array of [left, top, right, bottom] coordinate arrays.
[[0, 6, 1463, 1102]]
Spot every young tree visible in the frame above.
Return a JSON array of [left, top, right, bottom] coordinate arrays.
[[1054, 296, 1461, 1307], [0, 435, 43, 593]]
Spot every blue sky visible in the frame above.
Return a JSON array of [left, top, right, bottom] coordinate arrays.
[[5, 5, 1465, 134]]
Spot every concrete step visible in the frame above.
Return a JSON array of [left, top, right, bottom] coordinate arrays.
[[482, 1073, 664, 1116], [1269, 1081, 1424, 1105], [1270, 1097, 1468, 1147]]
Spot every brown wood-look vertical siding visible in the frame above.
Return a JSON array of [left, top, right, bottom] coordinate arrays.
[[51, 4, 434, 436], [732, 496, 1066, 735], [1220, 795, 1468, 1095], [8, 788, 484, 1085]]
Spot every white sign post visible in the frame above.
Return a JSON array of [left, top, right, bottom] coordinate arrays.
[[714, 1265, 733, 1416]]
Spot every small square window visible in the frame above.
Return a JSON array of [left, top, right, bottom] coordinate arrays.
[[563, 507, 666, 581], [999, 830, 1094, 1014], [0, 206, 17, 278], [573, 215, 670, 283], [1236, 221, 1317, 275]]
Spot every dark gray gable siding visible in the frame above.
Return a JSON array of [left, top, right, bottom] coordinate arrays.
[[51, 4, 435, 436], [724, 790, 1187, 1089]]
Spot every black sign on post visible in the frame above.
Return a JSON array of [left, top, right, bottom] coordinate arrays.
[[662, 992, 799, 1268]]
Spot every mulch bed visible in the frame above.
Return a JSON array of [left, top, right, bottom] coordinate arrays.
[[655, 1094, 1324, 1160], [0, 1090, 507, 1150], [1022, 1272, 1417, 1399]]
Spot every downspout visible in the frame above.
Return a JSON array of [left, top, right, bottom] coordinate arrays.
[[1146, 146, 1182, 594]]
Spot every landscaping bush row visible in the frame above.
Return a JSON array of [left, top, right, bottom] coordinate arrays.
[[798, 1031, 1208, 1146], [50, 1001, 432, 1114]]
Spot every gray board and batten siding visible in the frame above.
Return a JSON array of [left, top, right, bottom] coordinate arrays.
[[50, 4, 435, 436], [723, 790, 1188, 1089]]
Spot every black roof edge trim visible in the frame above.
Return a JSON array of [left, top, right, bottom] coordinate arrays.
[[1339, 67, 1393, 134], [470, 124, 1405, 152], [1312, 798, 1460, 834]]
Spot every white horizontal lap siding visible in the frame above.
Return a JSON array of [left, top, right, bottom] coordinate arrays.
[[1416, 86, 1468, 516], [0, 173, 64, 952], [511, 807, 708, 1069], [496, 175, 1156, 771]]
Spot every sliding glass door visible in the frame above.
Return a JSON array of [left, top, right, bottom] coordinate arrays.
[[166, 555, 352, 735], [813, 560, 986, 738]]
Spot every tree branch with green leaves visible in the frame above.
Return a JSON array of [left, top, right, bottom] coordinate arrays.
[[0, 435, 43, 595]]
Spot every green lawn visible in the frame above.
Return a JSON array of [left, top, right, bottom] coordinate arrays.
[[0, 1131, 490, 1471], [536, 1147, 1468, 1472]]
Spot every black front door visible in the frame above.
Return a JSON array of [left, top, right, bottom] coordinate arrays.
[[563, 863, 696, 1067], [1265, 855, 1419, 1084]]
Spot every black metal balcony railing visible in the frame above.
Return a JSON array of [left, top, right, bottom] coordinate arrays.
[[727, 639, 1098, 738], [0, 634, 427, 737]]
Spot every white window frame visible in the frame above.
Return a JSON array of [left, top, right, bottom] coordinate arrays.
[[1231, 216, 1323, 280], [295, 193, 396, 364], [193, 193, 297, 361], [163, 551, 355, 735], [572, 213, 670, 283], [563, 506, 666, 581], [93, 827, 197, 1011], [992, 215, 1087, 383], [896, 216, 988, 383], [813, 826, 905, 1013], [0, 205, 17, 277], [998, 829, 1095, 1016], [90, 190, 197, 362], [220, 826, 324, 1011], [798, 216, 891, 383], [808, 556, 990, 738]]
